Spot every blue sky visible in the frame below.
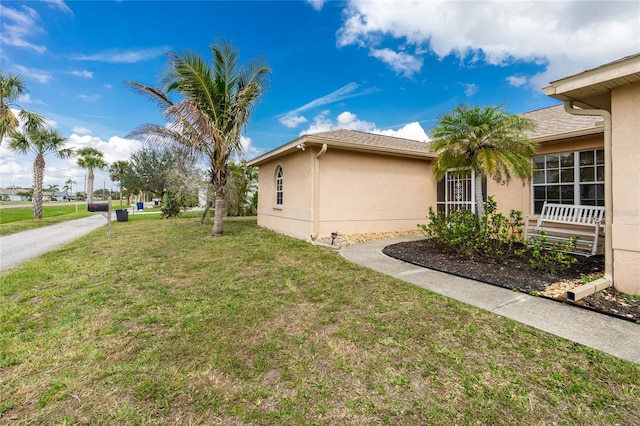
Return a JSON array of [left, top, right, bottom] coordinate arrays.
[[1, 0, 639, 190]]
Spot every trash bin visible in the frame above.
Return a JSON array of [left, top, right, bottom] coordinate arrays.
[[115, 209, 129, 222], [136, 202, 144, 211]]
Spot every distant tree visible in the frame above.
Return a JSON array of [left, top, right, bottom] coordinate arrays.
[[76, 147, 107, 203], [128, 39, 270, 236], [0, 72, 45, 145], [225, 161, 257, 216], [64, 178, 77, 198], [109, 160, 131, 207], [7, 125, 72, 219], [125, 145, 201, 215], [430, 104, 537, 220]]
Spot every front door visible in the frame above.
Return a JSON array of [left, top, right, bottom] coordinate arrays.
[[436, 169, 485, 214]]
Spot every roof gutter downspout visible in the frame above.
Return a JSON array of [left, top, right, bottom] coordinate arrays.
[[311, 143, 328, 240], [563, 101, 613, 300]]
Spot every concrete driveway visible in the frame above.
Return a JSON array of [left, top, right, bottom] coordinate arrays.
[[0, 214, 110, 271]]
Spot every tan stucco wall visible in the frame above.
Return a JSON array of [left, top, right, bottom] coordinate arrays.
[[255, 147, 435, 240], [316, 150, 434, 237], [611, 82, 640, 294], [255, 150, 314, 239]]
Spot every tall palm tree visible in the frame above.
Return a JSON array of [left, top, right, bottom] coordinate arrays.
[[109, 160, 131, 207], [430, 104, 537, 219], [77, 147, 107, 203], [128, 39, 270, 236], [0, 72, 45, 145], [7, 125, 73, 219], [64, 178, 77, 199]]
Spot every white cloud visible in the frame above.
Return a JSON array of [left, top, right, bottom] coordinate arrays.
[[43, 0, 73, 15], [0, 133, 144, 189], [239, 135, 262, 161], [17, 93, 46, 105], [335, 111, 375, 131], [376, 122, 429, 142], [68, 70, 94, 78], [369, 47, 423, 77], [280, 115, 308, 128], [336, 0, 640, 89], [0, 4, 46, 53], [13, 64, 52, 84], [72, 47, 167, 63], [280, 82, 379, 127], [507, 76, 528, 88], [463, 83, 479, 97], [77, 94, 101, 102], [299, 110, 428, 142], [67, 134, 143, 164], [306, 0, 327, 11], [71, 127, 91, 135]]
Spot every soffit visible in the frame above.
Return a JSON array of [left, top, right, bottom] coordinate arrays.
[[543, 53, 640, 109]]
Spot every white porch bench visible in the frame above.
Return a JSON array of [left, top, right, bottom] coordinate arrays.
[[524, 203, 605, 256]]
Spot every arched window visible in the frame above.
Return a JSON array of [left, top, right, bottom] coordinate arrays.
[[275, 166, 283, 205]]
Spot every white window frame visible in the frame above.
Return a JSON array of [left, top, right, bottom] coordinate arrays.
[[531, 148, 604, 214], [275, 166, 283, 206]]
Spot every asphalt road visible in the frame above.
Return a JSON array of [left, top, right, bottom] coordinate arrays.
[[0, 214, 110, 271]]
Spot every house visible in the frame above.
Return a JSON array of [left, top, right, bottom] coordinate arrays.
[[0, 188, 32, 201], [249, 53, 639, 295], [248, 130, 436, 239]]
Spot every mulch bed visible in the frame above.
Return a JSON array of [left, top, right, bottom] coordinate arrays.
[[382, 239, 640, 323]]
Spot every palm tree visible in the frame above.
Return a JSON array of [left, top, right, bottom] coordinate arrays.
[[64, 178, 77, 199], [430, 104, 537, 219], [109, 160, 131, 207], [0, 72, 45, 145], [128, 39, 270, 236], [76, 147, 107, 203], [7, 125, 73, 219]]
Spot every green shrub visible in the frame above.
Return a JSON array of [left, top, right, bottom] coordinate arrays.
[[419, 197, 525, 263], [473, 197, 524, 263], [517, 231, 578, 273], [418, 206, 479, 256]]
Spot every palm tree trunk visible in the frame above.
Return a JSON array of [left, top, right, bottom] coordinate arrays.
[[474, 172, 485, 221], [212, 194, 225, 237], [211, 167, 228, 237], [33, 154, 44, 220], [87, 170, 95, 203]]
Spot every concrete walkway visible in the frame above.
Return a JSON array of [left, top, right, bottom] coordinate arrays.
[[341, 237, 640, 364], [0, 214, 110, 271]]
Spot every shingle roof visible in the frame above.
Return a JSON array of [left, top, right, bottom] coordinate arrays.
[[248, 129, 433, 166], [305, 129, 431, 153], [522, 104, 603, 140]]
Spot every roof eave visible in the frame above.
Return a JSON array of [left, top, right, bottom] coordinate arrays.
[[531, 125, 604, 143], [248, 135, 435, 166]]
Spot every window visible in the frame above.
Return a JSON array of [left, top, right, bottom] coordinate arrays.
[[532, 148, 604, 213], [275, 166, 283, 205]]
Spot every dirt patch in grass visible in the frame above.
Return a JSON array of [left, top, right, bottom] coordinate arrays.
[[383, 239, 640, 322]]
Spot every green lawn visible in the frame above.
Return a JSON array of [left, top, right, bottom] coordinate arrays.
[[0, 204, 91, 236], [1, 216, 638, 424]]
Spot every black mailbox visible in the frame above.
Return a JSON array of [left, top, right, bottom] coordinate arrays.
[[87, 203, 109, 212]]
